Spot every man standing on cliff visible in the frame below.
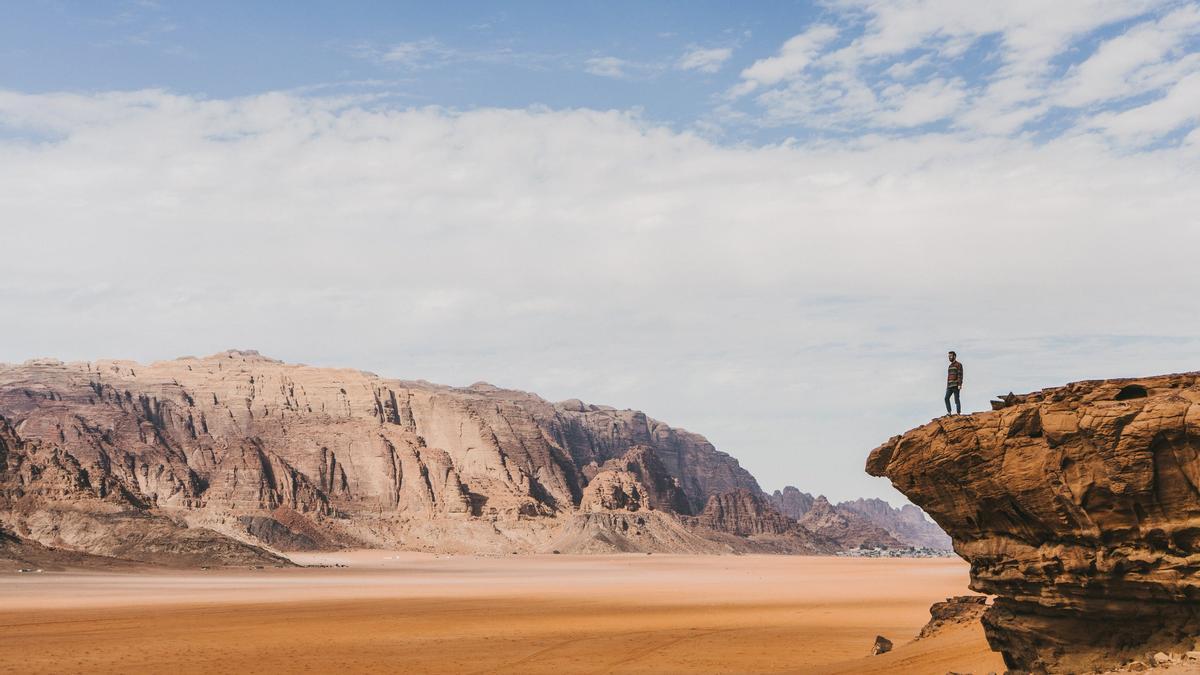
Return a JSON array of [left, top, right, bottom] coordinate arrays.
[[945, 351, 963, 415]]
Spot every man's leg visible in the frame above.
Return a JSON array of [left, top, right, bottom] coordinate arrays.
[[952, 387, 961, 414], [944, 387, 953, 414]]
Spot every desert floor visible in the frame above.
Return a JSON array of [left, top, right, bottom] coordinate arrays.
[[0, 552, 1005, 674]]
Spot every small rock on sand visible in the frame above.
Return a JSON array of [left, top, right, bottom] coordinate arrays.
[[871, 635, 892, 655]]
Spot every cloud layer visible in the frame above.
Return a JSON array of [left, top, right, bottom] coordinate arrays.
[[729, 0, 1200, 144], [1, 87, 1198, 503]]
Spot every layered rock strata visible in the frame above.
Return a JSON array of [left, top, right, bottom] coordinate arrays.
[[0, 415, 287, 567], [0, 351, 790, 559], [867, 373, 1200, 673]]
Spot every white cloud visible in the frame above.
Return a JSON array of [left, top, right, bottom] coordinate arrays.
[[1, 89, 1199, 502], [585, 56, 632, 78], [1085, 71, 1200, 141], [737, 24, 839, 92], [728, 0, 1197, 138], [876, 78, 968, 127], [1056, 5, 1200, 107], [352, 38, 546, 72], [380, 39, 445, 67], [677, 46, 733, 73]]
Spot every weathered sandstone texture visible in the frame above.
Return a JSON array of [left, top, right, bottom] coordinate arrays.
[[868, 373, 1200, 673], [0, 415, 287, 567], [0, 350, 813, 559]]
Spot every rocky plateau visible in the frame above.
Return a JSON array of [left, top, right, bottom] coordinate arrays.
[[868, 372, 1200, 673]]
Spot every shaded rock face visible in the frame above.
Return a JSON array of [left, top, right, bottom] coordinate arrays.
[[0, 415, 288, 567], [867, 373, 1200, 673], [685, 488, 836, 554], [690, 488, 795, 536], [0, 351, 761, 558], [598, 445, 692, 514], [796, 496, 903, 549], [579, 469, 648, 512]]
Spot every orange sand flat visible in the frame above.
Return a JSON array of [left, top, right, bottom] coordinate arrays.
[[0, 553, 1005, 674]]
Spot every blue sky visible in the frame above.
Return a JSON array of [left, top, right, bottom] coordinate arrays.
[[6, 1, 1199, 144], [2, 1, 1199, 504], [2, 2, 805, 122]]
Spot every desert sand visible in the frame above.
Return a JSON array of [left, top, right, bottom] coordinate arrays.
[[0, 553, 1004, 674]]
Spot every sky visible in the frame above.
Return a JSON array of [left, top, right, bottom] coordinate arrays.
[[1, 1, 1199, 505]]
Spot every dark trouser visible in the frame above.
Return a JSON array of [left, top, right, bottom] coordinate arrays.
[[944, 386, 961, 414]]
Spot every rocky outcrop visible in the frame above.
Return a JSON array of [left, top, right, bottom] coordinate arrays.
[[867, 373, 1200, 673], [769, 486, 951, 549], [0, 414, 288, 567], [0, 351, 766, 559], [579, 469, 649, 512], [837, 497, 952, 550], [691, 488, 795, 536], [588, 445, 692, 514], [797, 496, 904, 549], [684, 488, 836, 553], [917, 596, 989, 639], [769, 486, 816, 519]]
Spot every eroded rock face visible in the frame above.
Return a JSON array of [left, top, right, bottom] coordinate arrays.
[[579, 446, 692, 513], [0, 351, 762, 557], [796, 496, 904, 550], [0, 415, 288, 567], [769, 486, 816, 519], [867, 373, 1200, 673], [580, 469, 648, 512], [837, 497, 952, 550], [691, 488, 795, 536]]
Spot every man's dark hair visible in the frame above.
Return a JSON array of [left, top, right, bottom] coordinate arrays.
[[949, 350, 956, 357]]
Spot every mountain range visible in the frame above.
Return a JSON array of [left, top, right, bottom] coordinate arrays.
[[0, 350, 948, 566]]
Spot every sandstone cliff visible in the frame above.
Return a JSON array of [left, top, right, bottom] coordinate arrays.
[[867, 373, 1200, 673], [0, 414, 287, 567], [0, 351, 779, 558]]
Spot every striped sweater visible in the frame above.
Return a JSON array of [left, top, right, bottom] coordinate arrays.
[[947, 361, 964, 388]]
